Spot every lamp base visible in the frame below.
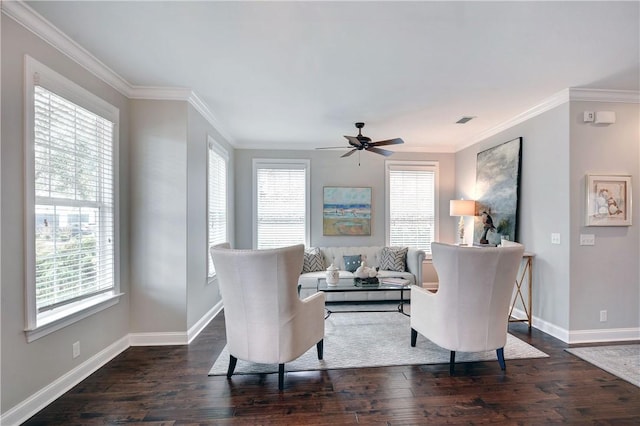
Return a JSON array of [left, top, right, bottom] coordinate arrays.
[[457, 216, 466, 245]]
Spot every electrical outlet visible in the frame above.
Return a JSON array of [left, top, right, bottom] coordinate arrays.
[[580, 234, 595, 246], [600, 310, 607, 322], [73, 341, 80, 359], [551, 233, 561, 244]]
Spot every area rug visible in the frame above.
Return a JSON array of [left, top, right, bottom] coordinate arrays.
[[566, 344, 640, 387], [209, 310, 548, 376]]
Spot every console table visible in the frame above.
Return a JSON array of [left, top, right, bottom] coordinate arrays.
[[508, 252, 535, 329]]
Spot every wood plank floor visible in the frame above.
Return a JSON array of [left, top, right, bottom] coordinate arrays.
[[23, 308, 640, 425]]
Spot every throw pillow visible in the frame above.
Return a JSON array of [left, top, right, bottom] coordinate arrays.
[[379, 246, 408, 272], [343, 255, 362, 273], [302, 247, 325, 273]]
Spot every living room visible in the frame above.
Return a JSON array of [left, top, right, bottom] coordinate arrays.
[[2, 1, 639, 424]]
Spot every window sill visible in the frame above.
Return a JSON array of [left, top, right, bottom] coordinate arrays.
[[25, 292, 124, 343]]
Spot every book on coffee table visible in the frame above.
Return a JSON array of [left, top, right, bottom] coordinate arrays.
[[380, 277, 410, 287]]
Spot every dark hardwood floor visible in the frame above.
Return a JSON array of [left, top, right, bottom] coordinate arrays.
[[24, 306, 640, 425]]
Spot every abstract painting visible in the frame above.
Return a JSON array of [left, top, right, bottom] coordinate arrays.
[[473, 137, 522, 245], [323, 187, 371, 236]]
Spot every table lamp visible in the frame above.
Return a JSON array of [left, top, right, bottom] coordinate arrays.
[[450, 199, 475, 245]]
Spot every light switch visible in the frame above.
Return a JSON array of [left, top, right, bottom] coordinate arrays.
[[580, 234, 595, 246], [551, 233, 561, 245]]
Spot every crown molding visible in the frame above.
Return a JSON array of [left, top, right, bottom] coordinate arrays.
[[3, 0, 235, 144], [569, 88, 640, 103], [456, 87, 639, 151]]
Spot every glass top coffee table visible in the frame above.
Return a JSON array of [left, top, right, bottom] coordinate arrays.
[[317, 277, 411, 318]]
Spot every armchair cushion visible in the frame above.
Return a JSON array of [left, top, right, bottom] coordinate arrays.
[[343, 255, 361, 272], [303, 247, 325, 273], [379, 246, 408, 272]]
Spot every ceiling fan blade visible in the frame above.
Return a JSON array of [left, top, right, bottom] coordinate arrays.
[[371, 138, 404, 147], [316, 146, 350, 150], [367, 147, 394, 156], [344, 135, 362, 147], [341, 149, 357, 158]]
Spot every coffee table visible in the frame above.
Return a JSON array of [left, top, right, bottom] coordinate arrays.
[[317, 277, 411, 318]]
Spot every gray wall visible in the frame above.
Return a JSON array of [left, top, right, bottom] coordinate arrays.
[[456, 100, 639, 339], [569, 101, 639, 332], [1, 16, 131, 412], [234, 149, 457, 250]]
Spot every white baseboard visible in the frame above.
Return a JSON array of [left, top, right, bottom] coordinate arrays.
[[1, 306, 224, 426], [1, 335, 130, 426], [511, 307, 640, 344], [188, 300, 224, 343]]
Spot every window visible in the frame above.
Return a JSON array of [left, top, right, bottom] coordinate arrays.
[[386, 161, 438, 253], [25, 56, 120, 341], [208, 137, 228, 277], [253, 159, 310, 249]]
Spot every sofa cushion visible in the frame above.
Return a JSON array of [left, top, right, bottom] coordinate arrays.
[[379, 246, 408, 272], [343, 255, 361, 272], [302, 247, 325, 273]]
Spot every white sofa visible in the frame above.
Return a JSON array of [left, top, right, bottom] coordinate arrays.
[[298, 246, 426, 302]]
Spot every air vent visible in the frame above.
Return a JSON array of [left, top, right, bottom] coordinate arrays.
[[456, 116, 475, 124]]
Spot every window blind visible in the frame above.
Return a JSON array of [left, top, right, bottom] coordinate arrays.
[[256, 167, 307, 249], [208, 143, 227, 276], [388, 168, 435, 252], [33, 85, 115, 312]]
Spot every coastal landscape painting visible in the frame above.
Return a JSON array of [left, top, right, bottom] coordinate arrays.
[[323, 187, 371, 236]]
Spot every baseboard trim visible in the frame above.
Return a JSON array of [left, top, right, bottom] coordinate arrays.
[[188, 300, 224, 344], [1, 335, 130, 426], [1, 307, 225, 425], [568, 327, 640, 344]]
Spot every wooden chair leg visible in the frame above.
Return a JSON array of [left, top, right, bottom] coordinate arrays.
[[227, 355, 238, 378], [278, 363, 285, 390], [411, 328, 418, 347], [497, 347, 506, 370], [449, 351, 456, 375], [317, 339, 324, 360]]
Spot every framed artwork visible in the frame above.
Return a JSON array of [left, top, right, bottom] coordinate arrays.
[[323, 187, 371, 236], [585, 174, 632, 226], [473, 137, 522, 245]]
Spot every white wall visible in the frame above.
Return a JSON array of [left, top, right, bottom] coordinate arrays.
[[1, 15, 131, 413], [455, 98, 640, 342], [234, 149, 457, 249], [569, 101, 640, 335], [129, 100, 189, 333]]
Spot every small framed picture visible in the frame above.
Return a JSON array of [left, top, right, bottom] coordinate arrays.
[[585, 174, 632, 226]]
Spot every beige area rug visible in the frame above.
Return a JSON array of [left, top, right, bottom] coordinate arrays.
[[566, 344, 640, 387], [209, 307, 548, 376]]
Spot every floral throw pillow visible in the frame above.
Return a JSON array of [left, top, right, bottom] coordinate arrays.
[[302, 247, 325, 273], [379, 247, 408, 272], [343, 255, 362, 273]]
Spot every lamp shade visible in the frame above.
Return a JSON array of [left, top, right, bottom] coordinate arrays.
[[450, 199, 475, 216]]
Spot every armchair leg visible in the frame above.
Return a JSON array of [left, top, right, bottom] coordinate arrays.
[[449, 351, 456, 375], [278, 363, 285, 390], [227, 355, 238, 378], [411, 328, 418, 347], [317, 339, 324, 360], [497, 348, 506, 370]]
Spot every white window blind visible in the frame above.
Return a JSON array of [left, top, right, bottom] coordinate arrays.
[[387, 162, 437, 253], [254, 160, 309, 249], [33, 85, 115, 313], [208, 139, 228, 277]]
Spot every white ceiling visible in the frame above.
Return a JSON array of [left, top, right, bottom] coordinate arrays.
[[24, 1, 640, 152]]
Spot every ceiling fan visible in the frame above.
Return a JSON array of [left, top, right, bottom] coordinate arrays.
[[318, 122, 404, 158]]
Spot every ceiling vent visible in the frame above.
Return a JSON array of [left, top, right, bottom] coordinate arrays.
[[456, 116, 475, 124]]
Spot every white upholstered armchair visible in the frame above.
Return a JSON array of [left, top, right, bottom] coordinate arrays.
[[210, 243, 325, 390], [410, 242, 525, 374]]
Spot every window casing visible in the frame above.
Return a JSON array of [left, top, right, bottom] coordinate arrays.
[[385, 161, 439, 253], [207, 137, 228, 277], [24, 56, 120, 341], [253, 159, 310, 249]]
